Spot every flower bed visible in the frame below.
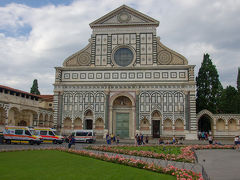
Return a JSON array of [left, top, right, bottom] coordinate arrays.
[[0, 147, 203, 180], [86, 145, 195, 163], [86, 144, 236, 163]]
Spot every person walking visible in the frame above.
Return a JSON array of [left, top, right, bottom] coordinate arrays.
[[145, 135, 149, 144], [135, 134, 138, 146], [68, 135, 75, 149], [140, 133, 144, 145]]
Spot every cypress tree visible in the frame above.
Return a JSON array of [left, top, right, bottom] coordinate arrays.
[[30, 79, 40, 95], [196, 53, 222, 113]]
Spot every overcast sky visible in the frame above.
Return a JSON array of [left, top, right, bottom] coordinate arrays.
[[0, 0, 239, 94]]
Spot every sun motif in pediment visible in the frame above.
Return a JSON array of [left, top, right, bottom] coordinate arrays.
[[117, 11, 131, 23]]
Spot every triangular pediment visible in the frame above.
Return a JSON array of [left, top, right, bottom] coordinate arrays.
[[90, 5, 159, 28]]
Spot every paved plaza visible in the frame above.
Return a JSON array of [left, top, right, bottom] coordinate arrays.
[[196, 149, 240, 180]]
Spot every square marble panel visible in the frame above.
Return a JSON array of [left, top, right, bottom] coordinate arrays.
[[104, 73, 110, 79], [64, 73, 70, 79], [88, 73, 94, 79], [179, 72, 186, 78], [129, 72, 135, 79], [72, 73, 78, 79], [162, 72, 168, 78], [171, 72, 177, 78], [80, 73, 86, 79], [96, 73, 102, 79]]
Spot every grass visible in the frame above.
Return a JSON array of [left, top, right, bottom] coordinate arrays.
[[0, 150, 176, 180], [112, 145, 182, 155]]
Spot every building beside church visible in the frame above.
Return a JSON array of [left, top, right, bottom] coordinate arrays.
[[0, 85, 54, 131], [53, 5, 198, 139]]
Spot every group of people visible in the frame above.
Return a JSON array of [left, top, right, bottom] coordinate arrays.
[[158, 136, 184, 145], [106, 133, 120, 145], [135, 134, 149, 145], [198, 131, 211, 140]]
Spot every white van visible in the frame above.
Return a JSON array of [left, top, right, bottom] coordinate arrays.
[[33, 127, 64, 144], [3, 126, 42, 145], [72, 130, 96, 143]]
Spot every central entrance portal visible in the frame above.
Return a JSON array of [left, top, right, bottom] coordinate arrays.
[[112, 96, 133, 139], [116, 112, 129, 138]]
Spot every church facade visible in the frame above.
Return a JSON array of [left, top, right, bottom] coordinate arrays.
[[53, 5, 197, 139]]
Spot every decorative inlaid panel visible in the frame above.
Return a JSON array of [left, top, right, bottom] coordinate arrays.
[[140, 33, 153, 65], [62, 69, 188, 82]]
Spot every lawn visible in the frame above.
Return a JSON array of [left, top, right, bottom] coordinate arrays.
[[112, 145, 182, 155], [0, 150, 176, 180]]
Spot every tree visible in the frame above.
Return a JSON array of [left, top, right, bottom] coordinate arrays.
[[218, 86, 238, 113], [30, 79, 40, 95], [196, 53, 222, 113]]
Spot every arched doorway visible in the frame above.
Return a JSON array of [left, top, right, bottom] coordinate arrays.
[[151, 111, 161, 138], [84, 110, 93, 130], [198, 115, 212, 133], [112, 96, 132, 138]]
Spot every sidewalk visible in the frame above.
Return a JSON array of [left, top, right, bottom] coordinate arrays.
[[196, 149, 240, 180]]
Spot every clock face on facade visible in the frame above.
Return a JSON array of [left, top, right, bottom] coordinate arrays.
[[114, 47, 134, 67]]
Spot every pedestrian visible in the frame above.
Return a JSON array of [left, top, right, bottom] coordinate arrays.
[[113, 134, 116, 143], [172, 135, 176, 144], [116, 134, 120, 144], [234, 136, 239, 145], [68, 135, 75, 149], [135, 134, 138, 146], [140, 133, 144, 145], [208, 135, 213, 144], [137, 135, 141, 145], [107, 134, 111, 145], [145, 135, 149, 144], [106, 133, 110, 145], [198, 131, 201, 140]]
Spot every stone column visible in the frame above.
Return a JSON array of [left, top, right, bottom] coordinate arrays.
[[53, 91, 63, 131], [135, 91, 139, 130], [109, 106, 113, 134], [104, 90, 110, 129]]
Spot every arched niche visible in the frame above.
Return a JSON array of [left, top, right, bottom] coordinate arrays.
[[163, 119, 173, 131], [74, 118, 82, 129], [140, 118, 150, 131], [228, 119, 237, 131], [216, 119, 225, 131], [175, 119, 184, 131], [95, 118, 104, 130], [63, 117, 72, 129]]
